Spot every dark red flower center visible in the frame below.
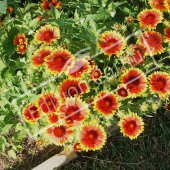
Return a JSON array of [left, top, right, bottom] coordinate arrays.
[[155, 78, 166, 89], [53, 126, 66, 138], [106, 39, 117, 48], [125, 120, 137, 132], [145, 14, 155, 24], [146, 35, 160, 47], [103, 97, 112, 107], [86, 130, 98, 143], [127, 76, 140, 86], [67, 85, 80, 97], [65, 106, 80, 121], [44, 31, 53, 39]]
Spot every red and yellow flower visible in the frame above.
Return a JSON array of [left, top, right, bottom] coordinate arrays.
[[23, 103, 41, 123], [120, 68, 147, 97], [42, 0, 62, 10], [45, 48, 73, 74], [138, 31, 164, 56], [35, 24, 60, 44], [164, 27, 170, 43], [37, 139, 43, 146], [66, 59, 90, 79], [13, 34, 27, 45], [79, 123, 106, 151], [166, 102, 170, 111], [37, 92, 60, 114], [148, 0, 167, 12], [94, 91, 119, 116], [119, 112, 144, 140], [165, 0, 170, 13], [137, 9, 163, 29], [73, 143, 81, 151], [6, 6, 13, 14], [48, 113, 60, 124], [31, 46, 53, 68], [116, 84, 129, 98], [46, 124, 74, 145], [148, 71, 170, 96], [127, 44, 144, 66], [126, 16, 134, 23], [17, 44, 27, 54], [59, 79, 89, 99], [90, 67, 102, 80], [59, 97, 90, 127], [98, 30, 126, 56]]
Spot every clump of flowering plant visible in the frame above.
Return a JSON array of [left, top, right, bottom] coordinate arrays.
[[1, 0, 170, 159]]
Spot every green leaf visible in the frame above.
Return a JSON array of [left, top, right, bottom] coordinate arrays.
[[21, 78, 28, 93], [29, 18, 39, 30], [0, 0, 7, 14], [1, 124, 12, 135], [51, 5, 60, 19], [74, 9, 79, 21], [0, 60, 5, 71], [87, 0, 99, 5], [108, 1, 126, 12], [89, 19, 97, 32], [12, 129, 27, 142], [8, 149, 17, 159], [0, 136, 6, 152]]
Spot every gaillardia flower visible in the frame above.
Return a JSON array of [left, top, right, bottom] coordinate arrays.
[[119, 112, 144, 140], [45, 48, 73, 74], [120, 68, 147, 97], [166, 102, 170, 111], [165, 0, 170, 13], [23, 103, 41, 123], [126, 16, 134, 23], [138, 31, 164, 56], [127, 44, 144, 66], [116, 84, 129, 98], [59, 97, 90, 127], [37, 92, 60, 114], [59, 79, 89, 99], [73, 143, 81, 151], [46, 124, 74, 145], [137, 9, 163, 29], [98, 30, 126, 56], [13, 34, 27, 45], [148, 0, 167, 12], [31, 46, 52, 67], [148, 71, 170, 96], [66, 59, 90, 79], [17, 44, 27, 54], [164, 27, 170, 43], [94, 91, 119, 116], [6, 6, 13, 14], [79, 123, 106, 151], [35, 24, 60, 44], [42, 0, 62, 10], [37, 139, 43, 146], [90, 67, 102, 80]]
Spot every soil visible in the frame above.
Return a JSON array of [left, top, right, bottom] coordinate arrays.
[[0, 136, 63, 170]]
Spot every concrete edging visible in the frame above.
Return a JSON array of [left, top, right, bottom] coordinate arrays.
[[32, 125, 119, 170]]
